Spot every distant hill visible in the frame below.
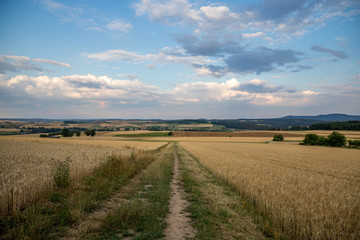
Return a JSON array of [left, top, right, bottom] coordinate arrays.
[[281, 114, 360, 122]]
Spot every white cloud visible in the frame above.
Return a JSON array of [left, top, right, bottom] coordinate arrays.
[[83, 48, 211, 66], [302, 90, 319, 95], [200, 6, 238, 21], [0, 55, 72, 73], [242, 32, 265, 38], [133, 0, 202, 23], [106, 19, 133, 32], [1, 73, 320, 107], [1, 74, 159, 102]]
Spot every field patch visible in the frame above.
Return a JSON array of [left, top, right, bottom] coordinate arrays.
[[180, 141, 360, 239], [172, 131, 304, 137], [115, 132, 170, 137]]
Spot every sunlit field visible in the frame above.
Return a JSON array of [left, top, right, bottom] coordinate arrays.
[[179, 141, 360, 239], [0, 134, 167, 214]]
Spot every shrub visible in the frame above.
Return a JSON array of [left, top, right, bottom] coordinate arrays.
[[303, 133, 319, 145], [315, 136, 328, 146], [168, 131, 173, 136], [76, 131, 81, 137], [53, 157, 71, 188], [327, 131, 346, 147], [273, 134, 284, 141]]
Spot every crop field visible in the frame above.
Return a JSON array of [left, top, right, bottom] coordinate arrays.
[[0, 135, 167, 215], [179, 141, 360, 239], [172, 131, 304, 137]]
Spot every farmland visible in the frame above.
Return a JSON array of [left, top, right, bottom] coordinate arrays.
[[1, 128, 360, 239], [179, 141, 360, 239], [0, 135, 166, 215]]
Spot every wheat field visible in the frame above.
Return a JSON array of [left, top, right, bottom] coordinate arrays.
[[0, 136, 166, 215], [179, 142, 360, 239]]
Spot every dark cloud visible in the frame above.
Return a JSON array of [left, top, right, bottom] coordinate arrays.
[[311, 45, 348, 59], [236, 80, 284, 93], [193, 64, 228, 78], [68, 81, 103, 89], [225, 47, 302, 74]]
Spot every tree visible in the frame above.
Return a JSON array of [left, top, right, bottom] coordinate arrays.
[[76, 131, 81, 137], [315, 136, 328, 146], [61, 128, 73, 137], [90, 129, 96, 136], [273, 134, 284, 141], [303, 133, 319, 145], [327, 131, 346, 147], [84, 129, 96, 136]]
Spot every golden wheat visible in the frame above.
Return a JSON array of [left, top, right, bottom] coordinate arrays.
[[179, 142, 360, 239], [0, 136, 166, 215]]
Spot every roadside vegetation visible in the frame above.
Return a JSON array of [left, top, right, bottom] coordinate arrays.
[[87, 143, 174, 239], [0, 145, 168, 239]]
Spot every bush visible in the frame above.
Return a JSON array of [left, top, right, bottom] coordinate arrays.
[[327, 131, 346, 147], [315, 136, 328, 146], [273, 134, 284, 141], [303, 133, 319, 145], [61, 128, 73, 137], [76, 131, 81, 137], [53, 158, 71, 188], [168, 131, 173, 136], [349, 140, 360, 148]]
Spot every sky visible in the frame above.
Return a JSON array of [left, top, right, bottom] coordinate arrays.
[[0, 0, 359, 119]]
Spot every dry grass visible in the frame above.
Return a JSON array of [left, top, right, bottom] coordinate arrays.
[[0, 136, 167, 215], [179, 142, 360, 239]]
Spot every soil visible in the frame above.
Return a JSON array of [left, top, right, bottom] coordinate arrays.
[[164, 150, 196, 240]]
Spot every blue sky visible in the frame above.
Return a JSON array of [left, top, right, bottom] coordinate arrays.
[[0, 0, 359, 119]]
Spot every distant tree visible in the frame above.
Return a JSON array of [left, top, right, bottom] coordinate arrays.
[[84, 129, 96, 136], [273, 134, 284, 141], [327, 131, 346, 147], [76, 131, 81, 137], [303, 133, 319, 145], [168, 131, 173, 136], [315, 136, 328, 146], [61, 128, 73, 137], [90, 129, 96, 136]]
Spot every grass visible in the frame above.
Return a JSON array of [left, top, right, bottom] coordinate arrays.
[[114, 132, 171, 137], [0, 145, 166, 239], [176, 144, 278, 240], [0, 132, 18, 135], [87, 143, 174, 239]]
